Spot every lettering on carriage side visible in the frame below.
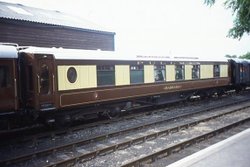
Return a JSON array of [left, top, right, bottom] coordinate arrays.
[[164, 85, 182, 90]]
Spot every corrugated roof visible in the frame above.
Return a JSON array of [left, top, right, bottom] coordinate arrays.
[[0, 1, 114, 34]]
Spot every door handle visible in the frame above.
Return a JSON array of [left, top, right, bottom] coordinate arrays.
[[37, 75, 40, 94], [14, 78, 18, 110], [14, 78, 17, 98], [52, 74, 55, 93]]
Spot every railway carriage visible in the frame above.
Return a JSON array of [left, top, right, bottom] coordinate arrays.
[[229, 59, 250, 88], [0, 45, 19, 114], [0, 44, 248, 125]]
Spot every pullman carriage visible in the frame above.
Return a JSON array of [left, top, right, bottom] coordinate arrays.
[[0, 45, 233, 123], [229, 59, 250, 89], [18, 47, 231, 117], [0, 45, 19, 115]]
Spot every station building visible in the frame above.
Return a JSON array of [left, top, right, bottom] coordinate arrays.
[[0, 1, 115, 51]]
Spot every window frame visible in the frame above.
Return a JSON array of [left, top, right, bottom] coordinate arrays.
[[213, 64, 220, 78], [130, 65, 144, 84], [154, 65, 166, 82], [175, 64, 185, 80], [192, 65, 200, 79], [0, 65, 11, 88], [40, 63, 50, 95], [97, 65, 115, 86], [67, 67, 77, 83]]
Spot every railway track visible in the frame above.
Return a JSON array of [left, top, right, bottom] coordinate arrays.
[[0, 90, 243, 141], [149, 121, 250, 167], [1, 96, 250, 166], [0, 94, 247, 146], [121, 117, 250, 167]]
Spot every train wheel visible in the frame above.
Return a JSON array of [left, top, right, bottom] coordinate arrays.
[[106, 106, 121, 119]]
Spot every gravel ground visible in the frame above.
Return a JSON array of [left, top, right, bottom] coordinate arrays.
[[75, 105, 250, 166], [0, 96, 231, 160], [1, 94, 249, 166], [149, 122, 250, 167]]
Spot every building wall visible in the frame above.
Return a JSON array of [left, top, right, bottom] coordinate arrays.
[[0, 19, 115, 51]]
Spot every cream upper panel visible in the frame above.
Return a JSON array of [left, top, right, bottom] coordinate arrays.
[[220, 64, 228, 77], [185, 65, 192, 80], [115, 65, 130, 86], [57, 65, 97, 91], [166, 65, 175, 81], [57, 63, 228, 91], [200, 65, 213, 79], [144, 65, 154, 83]]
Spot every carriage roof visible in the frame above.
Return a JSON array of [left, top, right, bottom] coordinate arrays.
[[0, 44, 18, 58], [20, 46, 228, 63], [0, 45, 228, 63]]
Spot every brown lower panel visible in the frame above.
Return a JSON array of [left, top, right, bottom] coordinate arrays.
[[59, 78, 230, 108]]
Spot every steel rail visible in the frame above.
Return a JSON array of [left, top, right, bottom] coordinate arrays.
[[0, 104, 152, 144], [1, 100, 249, 166], [43, 104, 250, 167], [2, 96, 248, 146], [1, 96, 247, 145], [121, 117, 250, 167], [0, 94, 246, 144]]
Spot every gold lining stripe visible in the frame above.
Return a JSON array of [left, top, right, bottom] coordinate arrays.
[[59, 78, 230, 107]]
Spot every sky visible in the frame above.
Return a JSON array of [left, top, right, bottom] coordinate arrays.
[[2, 0, 250, 58]]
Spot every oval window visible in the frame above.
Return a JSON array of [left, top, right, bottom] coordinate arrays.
[[67, 67, 77, 83]]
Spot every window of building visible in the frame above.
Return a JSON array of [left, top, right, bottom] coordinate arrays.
[[130, 65, 144, 84], [214, 65, 220, 78], [154, 65, 166, 82], [192, 65, 200, 79], [0, 65, 10, 88], [175, 65, 185, 80], [97, 65, 115, 86]]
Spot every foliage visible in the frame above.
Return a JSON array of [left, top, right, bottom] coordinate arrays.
[[225, 54, 237, 58], [204, 0, 250, 39], [239, 52, 250, 59]]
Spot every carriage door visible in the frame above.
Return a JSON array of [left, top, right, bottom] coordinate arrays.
[[37, 55, 55, 111], [0, 59, 17, 111]]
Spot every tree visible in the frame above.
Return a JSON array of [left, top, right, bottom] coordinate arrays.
[[239, 52, 250, 59], [204, 0, 250, 39], [225, 54, 237, 58]]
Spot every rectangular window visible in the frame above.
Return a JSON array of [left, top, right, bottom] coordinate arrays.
[[214, 65, 220, 78], [192, 65, 200, 79], [130, 65, 144, 84], [0, 65, 10, 88], [97, 65, 115, 86], [154, 65, 166, 82], [175, 65, 185, 80]]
